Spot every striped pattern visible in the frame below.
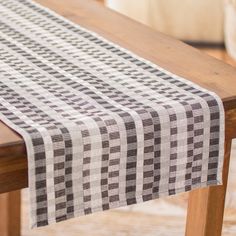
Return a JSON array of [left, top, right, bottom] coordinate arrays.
[[0, 0, 224, 228]]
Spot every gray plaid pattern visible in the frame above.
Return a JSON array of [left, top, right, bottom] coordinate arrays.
[[0, 0, 224, 228]]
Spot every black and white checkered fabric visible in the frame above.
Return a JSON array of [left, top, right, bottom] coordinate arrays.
[[0, 0, 225, 228]]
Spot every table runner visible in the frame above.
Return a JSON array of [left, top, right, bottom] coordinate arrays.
[[0, 0, 224, 228]]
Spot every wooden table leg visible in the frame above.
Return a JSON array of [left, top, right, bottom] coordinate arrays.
[[0, 190, 21, 236], [185, 137, 232, 236]]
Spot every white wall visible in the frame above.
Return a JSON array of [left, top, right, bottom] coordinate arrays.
[[225, 1, 236, 59], [106, 0, 224, 43]]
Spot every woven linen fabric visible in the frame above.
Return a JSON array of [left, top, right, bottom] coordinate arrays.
[[0, 0, 224, 228]]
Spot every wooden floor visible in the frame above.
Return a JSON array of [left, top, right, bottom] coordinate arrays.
[[19, 48, 236, 236]]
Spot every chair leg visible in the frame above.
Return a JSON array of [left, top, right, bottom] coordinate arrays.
[[0, 190, 21, 236], [185, 137, 232, 236]]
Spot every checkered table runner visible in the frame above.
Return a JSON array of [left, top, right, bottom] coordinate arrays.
[[0, 0, 225, 228]]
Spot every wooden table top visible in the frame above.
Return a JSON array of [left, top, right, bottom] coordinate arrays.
[[0, 0, 236, 185]]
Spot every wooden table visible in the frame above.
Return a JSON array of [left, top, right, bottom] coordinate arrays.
[[0, 0, 236, 235]]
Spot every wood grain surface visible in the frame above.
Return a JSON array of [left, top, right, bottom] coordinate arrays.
[[186, 111, 235, 236], [1, 0, 236, 157], [0, 191, 21, 236], [0, 0, 236, 193], [0, 0, 235, 235], [34, 0, 236, 105]]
